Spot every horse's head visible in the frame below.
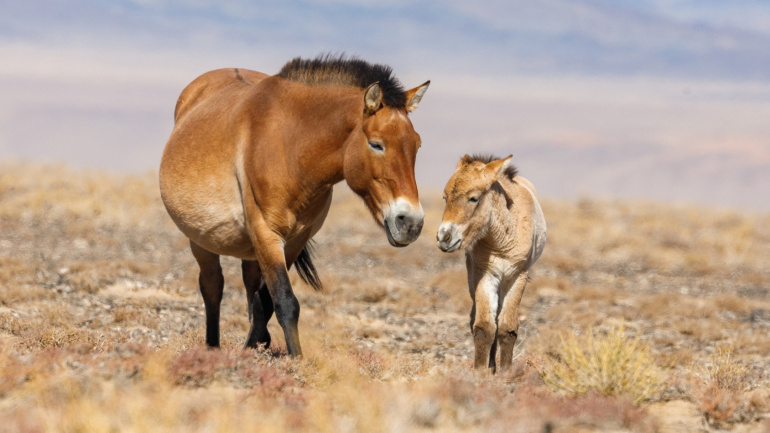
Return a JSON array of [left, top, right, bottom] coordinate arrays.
[[437, 155, 513, 253], [344, 81, 430, 247]]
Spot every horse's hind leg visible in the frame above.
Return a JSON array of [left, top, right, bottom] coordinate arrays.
[[497, 271, 528, 371], [190, 240, 224, 348], [242, 260, 274, 349]]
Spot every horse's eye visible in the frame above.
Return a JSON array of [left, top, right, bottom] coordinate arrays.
[[368, 141, 384, 152], [469, 196, 479, 204]]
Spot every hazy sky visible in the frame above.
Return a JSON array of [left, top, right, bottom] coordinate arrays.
[[2, 1, 769, 208]]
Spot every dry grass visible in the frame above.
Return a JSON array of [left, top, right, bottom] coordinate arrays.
[[537, 325, 670, 404], [1, 161, 770, 432]]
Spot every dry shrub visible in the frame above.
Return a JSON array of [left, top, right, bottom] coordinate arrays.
[[168, 347, 297, 394], [32, 327, 104, 350], [689, 347, 769, 427], [351, 349, 387, 380], [693, 347, 747, 391], [504, 386, 654, 433], [537, 325, 669, 404], [169, 348, 236, 386]]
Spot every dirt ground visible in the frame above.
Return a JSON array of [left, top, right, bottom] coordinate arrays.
[[1, 161, 769, 432]]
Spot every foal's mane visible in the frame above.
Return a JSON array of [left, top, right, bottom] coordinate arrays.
[[279, 54, 407, 108], [466, 154, 519, 180]]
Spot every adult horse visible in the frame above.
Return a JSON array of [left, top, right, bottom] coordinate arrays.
[[160, 55, 430, 357]]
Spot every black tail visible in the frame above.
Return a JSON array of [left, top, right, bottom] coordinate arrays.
[[294, 241, 322, 291]]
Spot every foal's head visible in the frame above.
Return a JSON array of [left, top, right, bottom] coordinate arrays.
[[344, 80, 430, 247], [437, 155, 514, 253]]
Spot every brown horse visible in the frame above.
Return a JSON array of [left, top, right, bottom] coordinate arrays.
[[160, 55, 430, 357]]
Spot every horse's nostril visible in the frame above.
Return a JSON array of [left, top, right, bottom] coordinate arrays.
[[395, 214, 407, 231]]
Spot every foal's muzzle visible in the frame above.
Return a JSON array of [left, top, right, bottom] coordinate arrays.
[[437, 222, 462, 253], [384, 198, 424, 247]]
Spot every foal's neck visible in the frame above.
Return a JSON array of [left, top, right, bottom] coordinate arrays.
[[479, 181, 515, 254]]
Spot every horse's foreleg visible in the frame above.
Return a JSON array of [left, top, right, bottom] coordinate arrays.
[[251, 231, 303, 357], [190, 240, 224, 348], [497, 270, 528, 371], [242, 260, 273, 349], [265, 265, 301, 357]]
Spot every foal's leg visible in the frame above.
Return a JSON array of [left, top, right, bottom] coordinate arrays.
[[190, 240, 224, 348], [497, 270, 529, 371], [488, 338, 498, 372], [471, 273, 500, 371], [242, 260, 274, 349]]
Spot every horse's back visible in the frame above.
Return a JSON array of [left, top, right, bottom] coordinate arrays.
[[508, 176, 547, 267], [174, 68, 269, 122]]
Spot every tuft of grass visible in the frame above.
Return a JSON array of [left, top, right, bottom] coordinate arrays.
[[537, 325, 669, 404], [689, 347, 769, 427], [693, 347, 747, 391]]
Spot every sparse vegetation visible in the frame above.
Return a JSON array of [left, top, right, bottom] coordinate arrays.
[[1, 162, 769, 432], [537, 325, 669, 404]]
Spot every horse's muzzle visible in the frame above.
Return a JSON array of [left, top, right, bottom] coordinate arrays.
[[436, 222, 462, 253], [384, 198, 424, 247]]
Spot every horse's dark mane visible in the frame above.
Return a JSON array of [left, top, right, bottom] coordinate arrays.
[[278, 54, 407, 108], [467, 154, 519, 180]]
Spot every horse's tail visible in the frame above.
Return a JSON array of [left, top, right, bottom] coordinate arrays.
[[295, 240, 322, 291]]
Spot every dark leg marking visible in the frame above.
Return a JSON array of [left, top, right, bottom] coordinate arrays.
[[266, 266, 302, 357], [190, 241, 224, 348], [243, 260, 273, 349]]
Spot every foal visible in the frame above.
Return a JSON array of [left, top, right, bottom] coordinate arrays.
[[437, 155, 546, 372]]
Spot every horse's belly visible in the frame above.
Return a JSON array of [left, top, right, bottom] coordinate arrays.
[[162, 180, 256, 259], [187, 207, 255, 258]]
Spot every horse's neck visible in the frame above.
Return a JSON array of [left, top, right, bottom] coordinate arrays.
[[287, 92, 362, 190], [479, 183, 516, 254]]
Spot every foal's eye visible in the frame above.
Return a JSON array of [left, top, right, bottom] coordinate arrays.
[[469, 196, 479, 204], [368, 141, 385, 152]]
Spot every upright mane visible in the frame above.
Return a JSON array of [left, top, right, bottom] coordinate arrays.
[[466, 154, 519, 180], [278, 54, 407, 108]]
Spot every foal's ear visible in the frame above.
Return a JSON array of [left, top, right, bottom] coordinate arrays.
[[486, 155, 513, 180], [457, 154, 473, 170], [405, 81, 430, 113], [364, 82, 383, 114]]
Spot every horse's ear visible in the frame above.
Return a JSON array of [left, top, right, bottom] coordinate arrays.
[[364, 82, 383, 114], [457, 154, 473, 170], [405, 80, 430, 112], [486, 155, 513, 180]]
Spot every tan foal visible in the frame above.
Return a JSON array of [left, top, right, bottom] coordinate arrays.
[[437, 154, 546, 372]]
